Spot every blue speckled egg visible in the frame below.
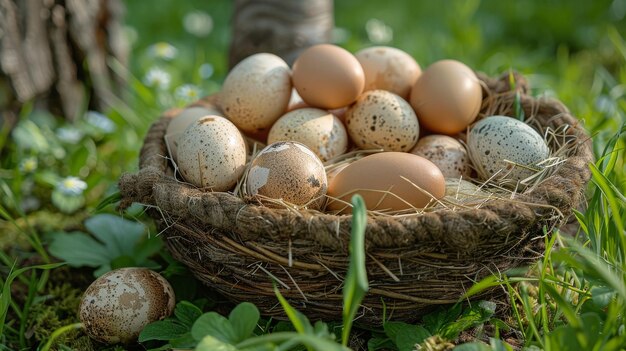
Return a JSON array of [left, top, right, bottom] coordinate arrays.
[[468, 116, 550, 183]]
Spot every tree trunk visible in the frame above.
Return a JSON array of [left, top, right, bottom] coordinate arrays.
[[0, 0, 128, 121], [229, 0, 333, 68]]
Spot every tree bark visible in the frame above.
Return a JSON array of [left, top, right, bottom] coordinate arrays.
[[229, 0, 333, 68], [0, 0, 128, 121]]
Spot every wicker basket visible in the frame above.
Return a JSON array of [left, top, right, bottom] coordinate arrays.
[[119, 72, 593, 324]]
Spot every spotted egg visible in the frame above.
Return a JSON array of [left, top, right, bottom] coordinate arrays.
[[79, 268, 175, 344], [410, 135, 472, 178], [221, 53, 292, 134], [164, 106, 223, 163], [177, 116, 247, 191], [467, 116, 550, 183], [246, 141, 327, 209], [345, 90, 419, 152], [268, 108, 348, 162], [355, 46, 421, 98]]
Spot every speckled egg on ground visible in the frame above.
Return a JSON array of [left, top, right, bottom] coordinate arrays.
[[220, 53, 292, 134], [410, 135, 472, 178], [268, 108, 348, 161], [345, 90, 419, 152], [467, 115, 550, 183], [177, 116, 247, 191], [246, 141, 327, 209], [79, 268, 175, 344]]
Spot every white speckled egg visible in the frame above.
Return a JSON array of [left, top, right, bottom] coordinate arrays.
[[246, 141, 327, 209], [355, 46, 421, 98], [177, 116, 247, 191], [221, 53, 292, 134], [164, 106, 223, 163], [79, 268, 175, 344], [410, 135, 472, 178], [345, 90, 419, 152], [468, 116, 550, 182], [268, 108, 348, 161]]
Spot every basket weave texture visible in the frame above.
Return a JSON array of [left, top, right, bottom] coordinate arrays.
[[119, 72, 593, 324]]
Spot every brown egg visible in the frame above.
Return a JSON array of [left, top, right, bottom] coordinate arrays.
[[410, 135, 472, 178], [292, 44, 365, 109], [355, 46, 421, 98], [345, 90, 419, 152], [410, 59, 482, 135], [246, 141, 327, 209], [268, 108, 348, 162], [326, 152, 445, 213], [79, 268, 175, 344]]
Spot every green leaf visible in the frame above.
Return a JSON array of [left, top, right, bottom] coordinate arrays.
[[489, 338, 514, 351], [342, 194, 369, 346], [367, 336, 397, 351], [590, 286, 617, 308], [273, 284, 313, 335], [229, 302, 260, 343], [423, 303, 463, 334], [139, 320, 189, 342], [440, 301, 496, 340], [395, 325, 430, 351], [48, 231, 111, 267], [110, 255, 137, 269], [95, 191, 122, 212], [192, 312, 237, 344], [196, 335, 239, 351], [85, 213, 146, 257], [175, 301, 203, 328], [453, 342, 492, 351]]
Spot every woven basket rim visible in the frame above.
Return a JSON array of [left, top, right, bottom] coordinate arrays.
[[119, 71, 594, 253]]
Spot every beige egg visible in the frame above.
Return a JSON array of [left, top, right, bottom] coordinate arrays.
[[287, 88, 308, 111], [221, 53, 292, 133], [410, 59, 482, 135], [164, 106, 223, 162], [292, 44, 365, 109], [355, 46, 421, 98], [79, 268, 175, 344], [177, 116, 247, 191], [326, 152, 445, 213], [410, 135, 472, 178], [345, 90, 419, 152], [246, 141, 327, 209], [268, 108, 348, 162]]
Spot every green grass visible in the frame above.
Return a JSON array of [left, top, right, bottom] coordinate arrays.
[[0, 0, 625, 350]]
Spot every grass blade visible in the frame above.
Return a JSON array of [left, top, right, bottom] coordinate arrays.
[[342, 194, 369, 346]]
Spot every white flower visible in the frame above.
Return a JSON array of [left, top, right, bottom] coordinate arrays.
[[144, 67, 171, 90], [19, 157, 38, 173], [56, 176, 87, 196], [183, 11, 213, 37], [148, 42, 178, 60], [175, 84, 202, 103], [366, 19, 393, 44], [56, 126, 84, 143], [198, 63, 214, 79], [85, 111, 116, 133]]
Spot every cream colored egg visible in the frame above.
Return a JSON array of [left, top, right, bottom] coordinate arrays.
[[268, 108, 348, 162], [345, 90, 419, 152], [79, 268, 175, 344], [246, 141, 327, 209], [410, 135, 472, 178], [164, 106, 223, 162], [221, 53, 292, 133], [177, 116, 247, 191], [468, 116, 550, 183], [355, 46, 421, 98]]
